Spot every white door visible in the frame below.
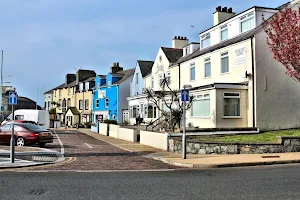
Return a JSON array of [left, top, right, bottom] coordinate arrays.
[[123, 111, 129, 123]]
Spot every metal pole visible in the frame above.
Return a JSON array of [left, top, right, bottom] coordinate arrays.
[[182, 101, 186, 159], [10, 104, 15, 163]]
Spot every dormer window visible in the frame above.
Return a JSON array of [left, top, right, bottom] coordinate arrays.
[[220, 24, 228, 41], [201, 33, 210, 49], [240, 11, 254, 33]]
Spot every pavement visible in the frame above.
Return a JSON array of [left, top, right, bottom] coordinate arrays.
[[75, 128, 300, 168]]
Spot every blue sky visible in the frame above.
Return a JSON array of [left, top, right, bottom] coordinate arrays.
[[0, 0, 287, 106]]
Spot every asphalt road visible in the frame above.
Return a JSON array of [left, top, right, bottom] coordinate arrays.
[[1, 164, 300, 200], [39, 130, 178, 170]]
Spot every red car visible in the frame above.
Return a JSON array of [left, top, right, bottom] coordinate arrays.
[[2, 120, 38, 125], [0, 122, 53, 147]]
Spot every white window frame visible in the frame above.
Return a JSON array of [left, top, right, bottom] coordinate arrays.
[[201, 33, 210, 49], [190, 63, 195, 81], [223, 92, 241, 118], [190, 93, 211, 118], [79, 100, 83, 110], [204, 58, 211, 78], [220, 24, 228, 41], [221, 52, 229, 74], [68, 87, 70, 95], [85, 99, 89, 110], [166, 71, 171, 82], [240, 11, 255, 33]]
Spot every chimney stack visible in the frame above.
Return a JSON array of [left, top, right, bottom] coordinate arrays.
[[172, 36, 189, 49], [213, 6, 235, 26], [110, 62, 123, 74]]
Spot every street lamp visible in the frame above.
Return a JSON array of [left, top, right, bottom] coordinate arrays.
[[182, 84, 192, 159]]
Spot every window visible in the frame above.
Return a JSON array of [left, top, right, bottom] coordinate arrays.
[[15, 115, 24, 120], [166, 71, 171, 82], [190, 63, 195, 81], [204, 58, 211, 78], [79, 100, 83, 110], [191, 94, 210, 117], [107, 81, 111, 88], [54, 90, 56, 97], [151, 76, 154, 88], [240, 12, 254, 33], [185, 48, 188, 55], [223, 92, 241, 117], [67, 98, 71, 108], [85, 100, 89, 110], [0, 124, 11, 131], [47, 101, 50, 109], [131, 106, 138, 118], [59, 89, 62, 97], [105, 98, 109, 108], [201, 33, 210, 49], [136, 73, 139, 84], [96, 99, 99, 108], [147, 105, 157, 118], [68, 87, 70, 95], [221, 24, 228, 41], [85, 82, 89, 91], [73, 87, 75, 95], [158, 74, 163, 87], [140, 104, 144, 118], [221, 52, 229, 73]]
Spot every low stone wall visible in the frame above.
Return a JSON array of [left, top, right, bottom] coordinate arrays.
[[109, 124, 119, 138], [100, 123, 108, 136], [118, 128, 138, 142], [169, 136, 300, 154], [140, 130, 169, 150]]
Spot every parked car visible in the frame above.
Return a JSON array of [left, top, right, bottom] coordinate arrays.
[[2, 120, 38, 125], [1, 109, 50, 129], [0, 122, 53, 147]]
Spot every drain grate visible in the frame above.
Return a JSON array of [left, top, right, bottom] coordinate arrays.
[[262, 155, 280, 158], [29, 189, 46, 195]]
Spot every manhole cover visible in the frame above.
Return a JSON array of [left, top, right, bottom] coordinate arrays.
[[29, 189, 46, 195], [261, 155, 280, 158]]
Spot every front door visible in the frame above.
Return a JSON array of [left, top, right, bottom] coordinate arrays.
[[123, 111, 129, 123]]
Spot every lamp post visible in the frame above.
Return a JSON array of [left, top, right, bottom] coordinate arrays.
[[182, 84, 192, 159]]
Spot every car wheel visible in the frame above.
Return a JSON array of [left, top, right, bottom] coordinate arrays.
[[16, 137, 25, 147], [38, 143, 46, 147]]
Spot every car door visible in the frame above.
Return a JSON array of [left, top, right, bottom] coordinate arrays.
[[0, 124, 12, 143]]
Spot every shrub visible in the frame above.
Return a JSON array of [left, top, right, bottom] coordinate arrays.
[[104, 119, 118, 125], [49, 108, 56, 114]]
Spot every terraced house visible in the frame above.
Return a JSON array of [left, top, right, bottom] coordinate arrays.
[[127, 37, 184, 125], [92, 63, 134, 124], [51, 69, 96, 126], [170, 1, 300, 131]]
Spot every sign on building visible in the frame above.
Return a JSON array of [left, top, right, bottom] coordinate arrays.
[[235, 47, 247, 66]]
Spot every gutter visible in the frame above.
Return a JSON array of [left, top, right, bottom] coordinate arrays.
[[251, 36, 256, 127]]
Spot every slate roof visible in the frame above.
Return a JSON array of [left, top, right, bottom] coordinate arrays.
[[161, 47, 183, 64], [112, 68, 135, 85], [67, 107, 80, 115], [174, 25, 264, 65], [81, 77, 95, 82], [138, 60, 154, 77]]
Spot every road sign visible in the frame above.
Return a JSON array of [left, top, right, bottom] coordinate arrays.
[[181, 89, 189, 102], [9, 92, 17, 105]]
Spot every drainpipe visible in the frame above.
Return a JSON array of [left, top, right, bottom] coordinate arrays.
[[251, 37, 256, 127], [178, 63, 181, 90]]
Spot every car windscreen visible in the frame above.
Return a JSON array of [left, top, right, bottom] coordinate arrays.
[[17, 123, 45, 131]]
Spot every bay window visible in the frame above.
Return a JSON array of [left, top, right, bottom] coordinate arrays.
[[223, 92, 241, 117], [191, 94, 210, 117]]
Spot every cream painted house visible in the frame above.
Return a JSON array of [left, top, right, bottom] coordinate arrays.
[[127, 38, 184, 125], [170, 2, 300, 131]]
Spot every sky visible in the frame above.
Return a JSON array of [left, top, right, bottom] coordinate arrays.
[[0, 0, 287, 107]]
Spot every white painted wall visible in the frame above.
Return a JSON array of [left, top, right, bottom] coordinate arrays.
[[130, 62, 145, 96], [119, 74, 133, 122], [99, 123, 108, 136], [109, 124, 119, 138], [140, 130, 169, 150], [118, 127, 138, 142]]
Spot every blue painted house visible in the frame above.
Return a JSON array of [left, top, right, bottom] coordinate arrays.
[[92, 62, 134, 123]]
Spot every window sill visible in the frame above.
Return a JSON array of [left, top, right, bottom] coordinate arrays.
[[204, 76, 211, 79], [190, 116, 211, 119], [222, 116, 241, 119], [221, 72, 229, 75], [190, 79, 196, 82]]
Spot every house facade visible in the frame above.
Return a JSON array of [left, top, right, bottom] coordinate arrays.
[[92, 63, 134, 123], [170, 2, 300, 131], [44, 90, 53, 111]]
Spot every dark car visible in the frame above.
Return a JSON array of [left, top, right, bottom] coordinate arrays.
[[0, 123, 53, 147]]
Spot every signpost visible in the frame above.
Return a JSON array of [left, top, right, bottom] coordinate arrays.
[[8, 91, 17, 163], [181, 89, 189, 159]]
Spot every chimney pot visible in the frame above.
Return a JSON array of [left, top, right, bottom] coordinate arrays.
[[216, 6, 222, 12], [222, 7, 227, 12], [177, 36, 180, 39], [174, 36, 177, 39], [228, 7, 232, 13]]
